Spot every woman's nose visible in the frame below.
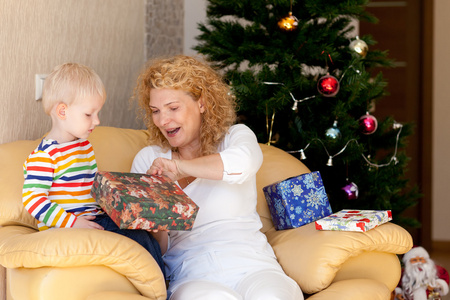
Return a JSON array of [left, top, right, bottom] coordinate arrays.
[[159, 111, 170, 126]]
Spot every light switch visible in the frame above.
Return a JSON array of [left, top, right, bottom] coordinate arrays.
[[35, 74, 47, 101]]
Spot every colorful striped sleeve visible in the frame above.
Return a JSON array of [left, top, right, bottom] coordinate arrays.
[[23, 147, 77, 229]]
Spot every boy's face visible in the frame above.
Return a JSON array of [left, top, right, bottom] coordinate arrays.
[[62, 93, 105, 140]]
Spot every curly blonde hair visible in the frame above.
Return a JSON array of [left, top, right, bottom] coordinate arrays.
[[134, 55, 237, 155]]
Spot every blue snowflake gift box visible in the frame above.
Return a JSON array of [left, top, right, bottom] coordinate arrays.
[[263, 171, 333, 230]]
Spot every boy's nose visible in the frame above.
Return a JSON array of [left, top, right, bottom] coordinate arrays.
[[93, 115, 100, 126]]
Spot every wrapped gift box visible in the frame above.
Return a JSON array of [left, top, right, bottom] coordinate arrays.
[[263, 171, 333, 230], [315, 209, 392, 232], [91, 172, 198, 231]]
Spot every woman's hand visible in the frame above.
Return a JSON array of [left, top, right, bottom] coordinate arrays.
[[147, 157, 184, 181], [147, 153, 224, 182]]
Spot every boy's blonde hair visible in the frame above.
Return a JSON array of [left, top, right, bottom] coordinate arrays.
[[42, 63, 106, 114], [134, 55, 237, 156]]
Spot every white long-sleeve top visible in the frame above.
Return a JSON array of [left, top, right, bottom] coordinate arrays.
[[131, 124, 278, 283]]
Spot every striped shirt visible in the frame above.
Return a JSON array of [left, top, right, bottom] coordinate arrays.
[[23, 138, 102, 231]]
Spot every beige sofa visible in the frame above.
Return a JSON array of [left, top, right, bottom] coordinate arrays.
[[0, 126, 413, 300]]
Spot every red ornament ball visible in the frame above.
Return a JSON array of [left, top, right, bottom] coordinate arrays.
[[341, 181, 359, 200], [317, 75, 340, 97], [359, 113, 378, 135]]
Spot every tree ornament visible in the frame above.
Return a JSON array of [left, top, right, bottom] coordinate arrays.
[[325, 120, 342, 140], [278, 11, 298, 31], [349, 36, 369, 58], [278, 0, 298, 31], [359, 112, 378, 135], [317, 74, 340, 97], [341, 181, 359, 200]]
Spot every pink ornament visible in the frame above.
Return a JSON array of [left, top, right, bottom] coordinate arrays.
[[317, 74, 340, 97], [359, 113, 378, 135], [341, 181, 359, 200]]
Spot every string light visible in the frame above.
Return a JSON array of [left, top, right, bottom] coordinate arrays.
[[287, 122, 403, 168], [263, 82, 316, 110], [299, 149, 307, 160]]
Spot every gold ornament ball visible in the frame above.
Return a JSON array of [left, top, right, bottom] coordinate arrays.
[[349, 37, 368, 58], [278, 12, 298, 31]]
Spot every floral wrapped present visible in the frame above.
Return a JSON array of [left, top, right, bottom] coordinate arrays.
[[315, 209, 392, 232], [263, 171, 333, 230], [91, 172, 198, 231]]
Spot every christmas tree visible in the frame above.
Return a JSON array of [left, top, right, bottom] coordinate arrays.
[[194, 0, 421, 227]]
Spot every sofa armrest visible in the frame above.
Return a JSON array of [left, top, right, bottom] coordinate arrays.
[[265, 222, 412, 294], [307, 279, 391, 300], [0, 226, 166, 300], [0, 263, 5, 300], [86, 291, 152, 300]]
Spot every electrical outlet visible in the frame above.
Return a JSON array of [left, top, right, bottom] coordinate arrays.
[[35, 74, 47, 101]]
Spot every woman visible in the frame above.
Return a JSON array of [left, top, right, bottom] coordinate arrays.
[[131, 55, 303, 300]]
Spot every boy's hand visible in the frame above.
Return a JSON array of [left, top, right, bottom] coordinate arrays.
[[72, 215, 104, 230]]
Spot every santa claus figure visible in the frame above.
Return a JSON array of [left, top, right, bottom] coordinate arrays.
[[394, 246, 449, 300]]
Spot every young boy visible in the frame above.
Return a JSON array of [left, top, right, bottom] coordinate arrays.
[[22, 63, 165, 275]]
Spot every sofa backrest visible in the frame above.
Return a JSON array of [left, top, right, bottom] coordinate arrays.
[[0, 126, 310, 233], [256, 144, 310, 232]]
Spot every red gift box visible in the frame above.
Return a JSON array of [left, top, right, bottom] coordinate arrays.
[[91, 172, 198, 231]]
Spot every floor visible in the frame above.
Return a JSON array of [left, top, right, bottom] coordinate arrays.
[[430, 249, 450, 299]]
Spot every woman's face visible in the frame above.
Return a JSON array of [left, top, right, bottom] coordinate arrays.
[[149, 88, 205, 151]]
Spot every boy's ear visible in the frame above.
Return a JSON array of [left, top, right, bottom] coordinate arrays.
[[56, 103, 67, 120]]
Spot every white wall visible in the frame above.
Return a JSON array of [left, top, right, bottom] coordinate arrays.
[[432, 0, 450, 242], [0, 0, 146, 144], [184, 0, 450, 243], [184, 0, 207, 56]]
